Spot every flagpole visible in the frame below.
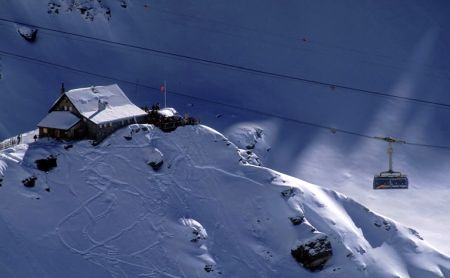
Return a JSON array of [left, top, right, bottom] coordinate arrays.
[[164, 80, 167, 108]]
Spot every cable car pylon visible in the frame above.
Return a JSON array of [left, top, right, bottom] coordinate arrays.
[[373, 137, 409, 190]]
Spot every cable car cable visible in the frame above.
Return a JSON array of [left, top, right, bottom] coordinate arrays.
[[1, 48, 450, 151], [1, 17, 450, 110]]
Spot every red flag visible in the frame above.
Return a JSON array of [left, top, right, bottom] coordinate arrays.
[[160, 84, 165, 93]]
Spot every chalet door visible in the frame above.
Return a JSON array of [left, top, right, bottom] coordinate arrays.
[[55, 130, 60, 137]]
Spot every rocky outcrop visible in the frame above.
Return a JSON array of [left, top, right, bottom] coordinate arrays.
[[291, 233, 333, 271], [147, 148, 164, 171], [238, 149, 261, 166], [280, 185, 333, 271], [17, 26, 38, 42], [48, 0, 111, 21]]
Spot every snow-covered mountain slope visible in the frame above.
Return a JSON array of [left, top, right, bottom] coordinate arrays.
[[0, 124, 449, 277], [1, 0, 450, 255]]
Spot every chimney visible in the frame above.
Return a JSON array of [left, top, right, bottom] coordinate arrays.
[[60, 82, 65, 94], [98, 99, 107, 111]]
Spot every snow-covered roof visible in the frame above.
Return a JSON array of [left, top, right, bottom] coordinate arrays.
[[64, 84, 147, 124], [37, 111, 80, 130], [157, 107, 178, 118]]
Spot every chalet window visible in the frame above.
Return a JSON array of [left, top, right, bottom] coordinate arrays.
[[69, 106, 72, 112], [43, 128, 48, 134], [64, 105, 68, 111], [109, 122, 112, 127]]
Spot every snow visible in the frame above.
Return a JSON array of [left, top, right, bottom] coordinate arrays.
[[146, 147, 163, 164], [0, 124, 449, 277], [1, 0, 450, 257], [157, 107, 177, 117], [37, 111, 80, 130], [63, 84, 147, 124]]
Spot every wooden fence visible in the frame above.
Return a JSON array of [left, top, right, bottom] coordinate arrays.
[[0, 136, 21, 151]]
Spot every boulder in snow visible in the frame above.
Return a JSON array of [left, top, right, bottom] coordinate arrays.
[[17, 26, 38, 42], [147, 148, 164, 171], [289, 215, 305, 225], [180, 218, 208, 242], [291, 233, 333, 271], [22, 176, 37, 188], [35, 155, 57, 172]]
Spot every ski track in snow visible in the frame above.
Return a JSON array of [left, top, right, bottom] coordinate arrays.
[[56, 147, 161, 275], [167, 130, 277, 275], [1, 125, 450, 277], [54, 130, 222, 276]]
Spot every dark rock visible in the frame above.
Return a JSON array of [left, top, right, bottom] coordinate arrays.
[[374, 218, 392, 231], [22, 176, 37, 188], [190, 228, 207, 242], [35, 155, 57, 172], [45, 188, 50, 192], [204, 264, 214, 272], [64, 144, 73, 150], [48, 2, 61, 14], [245, 143, 255, 150], [291, 234, 333, 271], [356, 246, 366, 255], [237, 149, 261, 166], [255, 128, 263, 138], [17, 26, 38, 42], [408, 228, 424, 240], [91, 140, 101, 146], [289, 216, 305, 225], [124, 136, 132, 141], [148, 161, 163, 171], [281, 187, 296, 199]]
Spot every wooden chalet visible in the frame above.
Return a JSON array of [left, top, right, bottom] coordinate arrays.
[[38, 84, 147, 141]]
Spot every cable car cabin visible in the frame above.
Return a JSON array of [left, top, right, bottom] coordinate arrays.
[[373, 173, 408, 189], [373, 137, 409, 190]]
